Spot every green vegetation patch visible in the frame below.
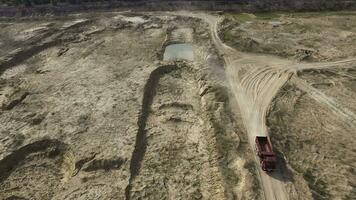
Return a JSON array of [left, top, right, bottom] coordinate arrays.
[[303, 169, 331, 200], [225, 11, 356, 23], [225, 12, 282, 22]]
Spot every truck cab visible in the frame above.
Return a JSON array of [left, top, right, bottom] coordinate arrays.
[[255, 136, 277, 171]]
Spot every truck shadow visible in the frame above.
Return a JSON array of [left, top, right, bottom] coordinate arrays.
[[267, 150, 294, 183]]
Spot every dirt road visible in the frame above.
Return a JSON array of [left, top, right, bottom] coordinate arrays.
[[291, 77, 356, 129], [177, 12, 356, 200], [1, 11, 355, 200], [197, 13, 292, 200]]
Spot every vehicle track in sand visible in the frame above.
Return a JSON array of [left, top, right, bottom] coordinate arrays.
[[291, 77, 356, 129], [175, 11, 356, 200], [222, 46, 292, 200], [201, 13, 293, 200]]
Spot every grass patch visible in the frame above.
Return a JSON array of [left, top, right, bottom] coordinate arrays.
[[222, 30, 234, 43], [254, 12, 282, 20], [225, 12, 282, 22], [303, 169, 331, 200], [288, 11, 356, 18], [226, 13, 255, 23], [226, 11, 356, 22]]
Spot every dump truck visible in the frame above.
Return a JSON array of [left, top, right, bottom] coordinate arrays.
[[255, 136, 277, 171]]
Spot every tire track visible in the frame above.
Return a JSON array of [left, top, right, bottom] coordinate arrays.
[[177, 12, 293, 200], [291, 76, 356, 129], [291, 58, 356, 71]]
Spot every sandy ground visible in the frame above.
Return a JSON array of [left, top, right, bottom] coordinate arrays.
[[219, 11, 356, 200], [222, 12, 356, 62], [0, 10, 355, 200], [0, 12, 260, 200], [196, 13, 299, 200]]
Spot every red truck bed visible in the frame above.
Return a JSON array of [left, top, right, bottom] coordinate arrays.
[[256, 136, 273, 153], [255, 136, 277, 171]]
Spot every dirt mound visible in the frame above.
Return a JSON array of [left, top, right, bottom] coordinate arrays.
[[0, 139, 67, 199], [125, 62, 258, 199]]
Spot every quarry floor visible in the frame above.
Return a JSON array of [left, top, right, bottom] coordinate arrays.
[[0, 11, 355, 200]]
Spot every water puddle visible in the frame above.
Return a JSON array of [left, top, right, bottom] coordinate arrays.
[[163, 43, 194, 61]]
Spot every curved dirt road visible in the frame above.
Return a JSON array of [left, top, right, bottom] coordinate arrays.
[[173, 11, 356, 200], [201, 13, 292, 200], [202, 13, 356, 200]]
